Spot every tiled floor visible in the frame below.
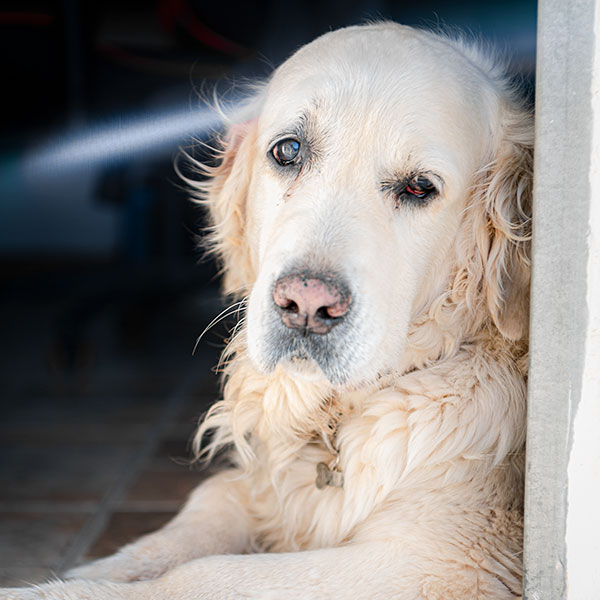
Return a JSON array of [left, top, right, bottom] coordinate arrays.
[[0, 267, 226, 587]]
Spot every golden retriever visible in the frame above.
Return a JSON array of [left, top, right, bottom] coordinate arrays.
[[1, 22, 532, 600]]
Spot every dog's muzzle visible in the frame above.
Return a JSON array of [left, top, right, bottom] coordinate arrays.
[[255, 269, 357, 383]]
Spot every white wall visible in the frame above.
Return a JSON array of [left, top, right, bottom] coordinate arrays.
[[564, 2, 600, 595], [524, 0, 600, 598]]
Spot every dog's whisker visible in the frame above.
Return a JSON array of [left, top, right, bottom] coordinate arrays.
[[230, 314, 247, 340], [215, 318, 247, 373], [192, 299, 247, 356]]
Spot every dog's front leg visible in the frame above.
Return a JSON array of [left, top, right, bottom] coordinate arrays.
[[138, 543, 410, 600], [66, 469, 251, 583], [1, 543, 411, 600]]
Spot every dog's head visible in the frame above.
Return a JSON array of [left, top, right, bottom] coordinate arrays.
[[198, 24, 533, 387]]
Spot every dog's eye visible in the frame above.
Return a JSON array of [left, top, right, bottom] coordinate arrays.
[[405, 175, 436, 198], [271, 138, 301, 166], [381, 174, 439, 208]]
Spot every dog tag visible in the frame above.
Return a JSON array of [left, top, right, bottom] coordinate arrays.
[[316, 462, 344, 489]]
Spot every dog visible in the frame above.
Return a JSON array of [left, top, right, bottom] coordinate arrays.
[[1, 22, 532, 599]]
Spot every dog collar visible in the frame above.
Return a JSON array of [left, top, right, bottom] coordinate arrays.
[[316, 429, 344, 489]]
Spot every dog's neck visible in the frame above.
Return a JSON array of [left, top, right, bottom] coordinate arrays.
[[194, 272, 515, 480]]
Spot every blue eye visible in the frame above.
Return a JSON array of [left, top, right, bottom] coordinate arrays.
[[272, 138, 301, 166]]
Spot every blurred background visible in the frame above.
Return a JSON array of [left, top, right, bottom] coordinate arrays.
[[0, 0, 537, 587]]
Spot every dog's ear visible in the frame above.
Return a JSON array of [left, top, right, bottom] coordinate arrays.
[[201, 117, 259, 297], [481, 106, 533, 340], [466, 104, 534, 341]]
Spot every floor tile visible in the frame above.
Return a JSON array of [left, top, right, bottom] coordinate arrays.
[[175, 392, 218, 428], [124, 469, 202, 504], [155, 434, 193, 463], [0, 513, 87, 569], [85, 512, 175, 559], [0, 423, 151, 445], [0, 444, 136, 502], [3, 395, 165, 427]]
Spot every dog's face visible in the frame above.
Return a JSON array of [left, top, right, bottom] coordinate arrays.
[[206, 25, 532, 387]]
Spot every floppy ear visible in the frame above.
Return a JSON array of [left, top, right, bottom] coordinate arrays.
[[191, 117, 259, 297], [470, 105, 534, 340], [208, 119, 259, 296]]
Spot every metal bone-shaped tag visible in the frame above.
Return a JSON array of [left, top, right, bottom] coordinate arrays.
[[316, 461, 344, 489]]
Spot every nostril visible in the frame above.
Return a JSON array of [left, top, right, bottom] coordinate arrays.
[[283, 300, 299, 313], [315, 306, 332, 320]]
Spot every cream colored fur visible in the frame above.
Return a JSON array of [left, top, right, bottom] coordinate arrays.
[[1, 23, 533, 600]]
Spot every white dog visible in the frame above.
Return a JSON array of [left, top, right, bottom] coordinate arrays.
[[2, 22, 532, 599]]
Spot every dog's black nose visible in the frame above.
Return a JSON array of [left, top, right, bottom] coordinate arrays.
[[273, 273, 351, 335]]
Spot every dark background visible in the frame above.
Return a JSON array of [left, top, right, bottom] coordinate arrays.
[[0, 0, 537, 584], [0, 0, 537, 392]]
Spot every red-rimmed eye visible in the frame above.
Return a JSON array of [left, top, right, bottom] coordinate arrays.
[[405, 175, 436, 198], [381, 173, 440, 208], [271, 138, 301, 166]]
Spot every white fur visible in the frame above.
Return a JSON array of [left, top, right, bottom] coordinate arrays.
[[0, 23, 533, 600]]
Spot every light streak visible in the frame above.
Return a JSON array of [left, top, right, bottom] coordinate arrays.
[[21, 103, 228, 181]]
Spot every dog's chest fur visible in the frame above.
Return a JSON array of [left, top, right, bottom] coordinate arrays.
[[224, 342, 527, 556]]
